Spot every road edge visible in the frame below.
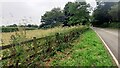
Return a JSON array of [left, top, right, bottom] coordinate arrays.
[[91, 27, 120, 68]]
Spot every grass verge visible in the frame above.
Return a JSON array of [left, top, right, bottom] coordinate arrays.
[[49, 28, 116, 66]]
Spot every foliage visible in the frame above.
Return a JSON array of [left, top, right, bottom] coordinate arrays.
[[1, 24, 38, 32], [108, 22, 120, 28], [50, 29, 115, 66], [40, 2, 90, 28], [5, 24, 38, 28], [40, 8, 64, 28], [1, 27, 18, 32], [92, 1, 120, 28], [93, 2, 115, 26], [108, 1, 120, 22], [2, 26, 83, 45], [26, 24, 38, 28], [1, 26, 88, 67], [1, 27, 36, 32], [6, 24, 17, 27], [63, 2, 90, 26]]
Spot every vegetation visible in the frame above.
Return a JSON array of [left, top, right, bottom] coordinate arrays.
[[1, 0, 118, 67], [40, 2, 90, 28], [40, 8, 64, 28], [1, 27, 18, 32], [49, 29, 115, 66], [1, 24, 39, 32], [1, 26, 88, 67], [63, 2, 90, 26], [1, 26, 84, 45], [92, 1, 120, 28], [1, 27, 36, 32], [5, 24, 38, 28], [109, 2, 120, 22]]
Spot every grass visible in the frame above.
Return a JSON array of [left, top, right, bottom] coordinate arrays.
[[49, 28, 116, 66], [1, 26, 82, 45], [1, 26, 87, 67]]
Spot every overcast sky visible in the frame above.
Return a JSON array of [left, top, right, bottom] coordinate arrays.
[[0, 0, 97, 26]]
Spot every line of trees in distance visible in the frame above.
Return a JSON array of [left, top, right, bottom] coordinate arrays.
[[40, 1, 120, 28], [40, 1, 90, 28], [92, 1, 120, 28], [2, 24, 39, 28], [2, 1, 120, 29], [2, 1, 90, 29]]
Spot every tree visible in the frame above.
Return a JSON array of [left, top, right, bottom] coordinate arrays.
[[7, 24, 17, 27], [41, 8, 64, 28], [27, 24, 38, 28], [63, 2, 90, 26], [92, 2, 116, 27], [109, 1, 120, 22]]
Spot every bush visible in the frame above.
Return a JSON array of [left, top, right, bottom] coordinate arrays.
[[1, 27, 18, 32], [108, 22, 120, 28], [1, 27, 36, 32]]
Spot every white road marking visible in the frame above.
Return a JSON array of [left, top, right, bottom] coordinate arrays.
[[91, 27, 120, 68]]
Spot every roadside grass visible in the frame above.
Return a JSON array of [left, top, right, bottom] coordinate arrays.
[[49, 28, 116, 66]]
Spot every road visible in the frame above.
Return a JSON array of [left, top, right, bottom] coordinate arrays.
[[92, 27, 120, 65]]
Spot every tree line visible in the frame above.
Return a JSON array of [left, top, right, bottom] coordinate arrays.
[[2, 1, 120, 29], [2, 24, 38, 28], [92, 1, 120, 28], [40, 1, 90, 28], [40, 1, 120, 28]]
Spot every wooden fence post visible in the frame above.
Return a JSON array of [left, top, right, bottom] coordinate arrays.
[[15, 60, 19, 68], [33, 37, 37, 54], [55, 33, 60, 45]]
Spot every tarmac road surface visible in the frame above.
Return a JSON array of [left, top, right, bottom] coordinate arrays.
[[92, 27, 120, 64]]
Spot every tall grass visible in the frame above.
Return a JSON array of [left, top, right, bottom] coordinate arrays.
[[1, 26, 84, 45], [10, 25, 27, 44], [1, 26, 88, 67]]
